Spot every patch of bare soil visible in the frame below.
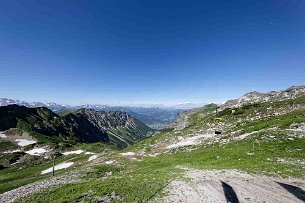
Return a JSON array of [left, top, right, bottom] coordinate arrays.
[[155, 169, 305, 203]]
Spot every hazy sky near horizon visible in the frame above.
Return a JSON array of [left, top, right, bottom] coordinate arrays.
[[0, 0, 305, 105]]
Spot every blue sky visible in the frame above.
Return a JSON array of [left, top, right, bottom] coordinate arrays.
[[0, 0, 305, 105]]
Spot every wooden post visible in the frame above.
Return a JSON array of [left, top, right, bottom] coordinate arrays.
[[52, 155, 55, 176]]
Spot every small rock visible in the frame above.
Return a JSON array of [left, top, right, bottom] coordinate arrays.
[[97, 195, 109, 203], [110, 191, 116, 199]]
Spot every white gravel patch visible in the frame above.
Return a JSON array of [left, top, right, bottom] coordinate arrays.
[[3, 149, 23, 154], [15, 139, 36, 147], [0, 132, 7, 138], [105, 160, 116, 165], [88, 155, 98, 161], [85, 152, 96, 155], [62, 150, 83, 155], [233, 132, 254, 140], [166, 134, 213, 149], [120, 152, 135, 156], [148, 153, 160, 157], [233, 128, 278, 141], [25, 148, 48, 156], [41, 162, 74, 174]]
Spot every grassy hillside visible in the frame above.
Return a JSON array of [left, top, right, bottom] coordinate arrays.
[[7, 95, 303, 202], [16, 136, 304, 202]]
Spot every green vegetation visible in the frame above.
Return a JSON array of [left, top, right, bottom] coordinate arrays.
[[0, 141, 16, 152], [176, 95, 305, 135], [59, 109, 75, 117], [0, 153, 22, 168], [85, 165, 124, 178], [18, 156, 181, 203], [236, 110, 305, 133], [17, 119, 60, 144], [2, 95, 305, 202], [0, 167, 44, 194], [170, 138, 304, 177], [0, 153, 91, 194], [18, 134, 304, 202], [74, 142, 120, 153]]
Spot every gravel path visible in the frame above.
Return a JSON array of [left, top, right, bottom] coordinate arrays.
[[0, 174, 79, 203], [166, 134, 214, 149], [155, 169, 305, 203]]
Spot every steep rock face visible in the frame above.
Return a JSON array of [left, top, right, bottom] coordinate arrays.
[[167, 108, 202, 130], [221, 85, 305, 110], [63, 109, 154, 146], [0, 105, 154, 147], [167, 104, 217, 130]]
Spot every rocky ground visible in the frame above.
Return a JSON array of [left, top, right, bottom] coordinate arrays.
[[154, 169, 305, 203], [0, 174, 79, 203]]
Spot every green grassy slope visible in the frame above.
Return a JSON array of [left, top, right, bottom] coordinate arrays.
[[18, 136, 304, 203], [4, 96, 305, 202]]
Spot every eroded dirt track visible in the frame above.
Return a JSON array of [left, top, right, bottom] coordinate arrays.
[[156, 169, 305, 203], [0, 174, 79, 203]]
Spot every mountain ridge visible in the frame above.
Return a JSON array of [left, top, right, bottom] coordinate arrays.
[[168, 85, 305, 130], [1, 85, 305, 203], [0, 99, 183, 129], [221, 85, 305, 110], [0, 104, 154, 147]]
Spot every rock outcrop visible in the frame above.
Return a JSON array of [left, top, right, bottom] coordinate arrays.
[[221, 85, 305, 110]]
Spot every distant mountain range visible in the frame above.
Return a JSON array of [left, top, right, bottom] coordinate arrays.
[[125, 102, 206, 110], [0, 98, 73, 113], [0, 105, 154, 147], [0, 98, 188, 129]]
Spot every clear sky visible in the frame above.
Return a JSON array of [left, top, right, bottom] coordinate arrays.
[[0, 0, 305, 105]]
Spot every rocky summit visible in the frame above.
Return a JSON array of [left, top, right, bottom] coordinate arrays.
[[221, 85, 305, 110]]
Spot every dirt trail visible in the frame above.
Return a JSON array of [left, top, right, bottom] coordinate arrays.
[[155, 169, 305, 203]]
